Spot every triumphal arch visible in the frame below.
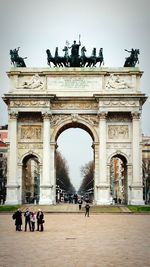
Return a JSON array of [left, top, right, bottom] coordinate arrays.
[[3, 67, 147, 205]]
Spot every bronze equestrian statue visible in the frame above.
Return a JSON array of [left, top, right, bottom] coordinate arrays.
[[124, 48, 140, 67], [10, 47, 27, 67]]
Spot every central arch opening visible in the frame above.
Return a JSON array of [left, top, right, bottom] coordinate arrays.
[[55, 123, 94, 203]]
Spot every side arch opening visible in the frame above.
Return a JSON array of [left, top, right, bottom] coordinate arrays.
[[110, 154, 128, 205], [22, 154, 40, 204]]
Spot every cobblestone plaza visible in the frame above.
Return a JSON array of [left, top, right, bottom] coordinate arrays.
[[0, 213, 150, 267]]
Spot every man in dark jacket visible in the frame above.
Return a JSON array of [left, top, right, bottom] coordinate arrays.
[[24, 208, 31, 231]]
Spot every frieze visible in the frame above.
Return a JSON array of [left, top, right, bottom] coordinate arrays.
[[108, 125, 129, 139], [51, 102, 98, 110], [20, 125, 42, 139], [10, 100, 49, 107], [102, 100, 138, 107], [18, 143, 43, 149]]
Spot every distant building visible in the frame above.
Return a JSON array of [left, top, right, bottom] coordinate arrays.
[[142, 135, 150, 204], [0, 126, 8, 204]]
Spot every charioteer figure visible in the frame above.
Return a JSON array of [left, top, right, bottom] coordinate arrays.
[[10, 47, 27, 67], [69, 35, 81, 67], [124, 48, 140, 67]]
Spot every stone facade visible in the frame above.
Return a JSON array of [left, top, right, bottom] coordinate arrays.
[[3, 67, 147, 205]]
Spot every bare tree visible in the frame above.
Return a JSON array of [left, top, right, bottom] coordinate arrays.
[[55, 151, 75, 193], [78, 160, 94, 195]]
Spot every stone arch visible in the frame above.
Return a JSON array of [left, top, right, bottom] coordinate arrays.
[[109, 152, 128, 205], [107, 151, 129, 165], [50, 115, 97, 202], [19, 151, 42, 165], [51, 115, 99, 143]]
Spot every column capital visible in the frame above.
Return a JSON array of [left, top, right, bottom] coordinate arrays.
[[9, 111, 18, 119], [98, 112, 107, 120], [42, 112, 52, 120], [131, 112, 141, 120]]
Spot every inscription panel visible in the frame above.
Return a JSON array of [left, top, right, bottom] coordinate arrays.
[[47, 76, 102, 93]]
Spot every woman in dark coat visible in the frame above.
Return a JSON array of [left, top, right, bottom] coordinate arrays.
[[14, 208, 22, 231], [37, 209, 44, 232]]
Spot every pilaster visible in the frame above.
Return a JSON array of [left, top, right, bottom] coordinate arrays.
[[39, 112, 53, 204], [5, 111, 19, 204], [130, 112, 144, 205], [97, 112, 110, 204]]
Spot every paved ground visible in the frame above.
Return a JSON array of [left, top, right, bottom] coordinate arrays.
[[0, 213, 150, 267]]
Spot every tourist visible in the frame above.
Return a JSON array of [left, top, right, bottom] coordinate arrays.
[[36, 209, 44, 231], [85, 203, 90, 217], [30, 211, 36, 231], [38, 210, 45, 232], [78, 198, 83, 210], [12, 208, 22, 231], [24, 208, 31, 231]]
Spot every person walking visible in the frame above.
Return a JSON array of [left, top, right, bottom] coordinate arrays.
[[85, 203, 90, 217], [30, 211, 36, 231], [78, 199, 83, 211], [24, 208, 31, 231]]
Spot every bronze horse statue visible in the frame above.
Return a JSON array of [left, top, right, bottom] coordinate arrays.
[[46, 49, 57, 67], [46, 48, 68, 67], [124, 49, 140, 67]]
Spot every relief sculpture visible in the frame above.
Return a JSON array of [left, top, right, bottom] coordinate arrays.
[[105, 74, 132, 89], [108, 125, 129, 139], [20, 125, 41, 139], [21, 74, 44, 89]]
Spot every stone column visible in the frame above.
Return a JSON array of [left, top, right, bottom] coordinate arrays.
[[97, 112, 110, 204], [5, 112, 19, 205], [131, 112, 144, 204], [39, 112, 53, 204], [50, 142, 57, 204]]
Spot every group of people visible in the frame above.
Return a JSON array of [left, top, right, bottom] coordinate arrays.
[[12, 208, 44, 232]]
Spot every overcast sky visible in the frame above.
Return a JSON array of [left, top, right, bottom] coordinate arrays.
[[0, 0, 150, 189]]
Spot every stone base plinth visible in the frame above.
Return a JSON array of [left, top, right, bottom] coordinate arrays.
[[96, 186, 111, 205], [39, 185, 53, 205], [5, 184, 21, 205]]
